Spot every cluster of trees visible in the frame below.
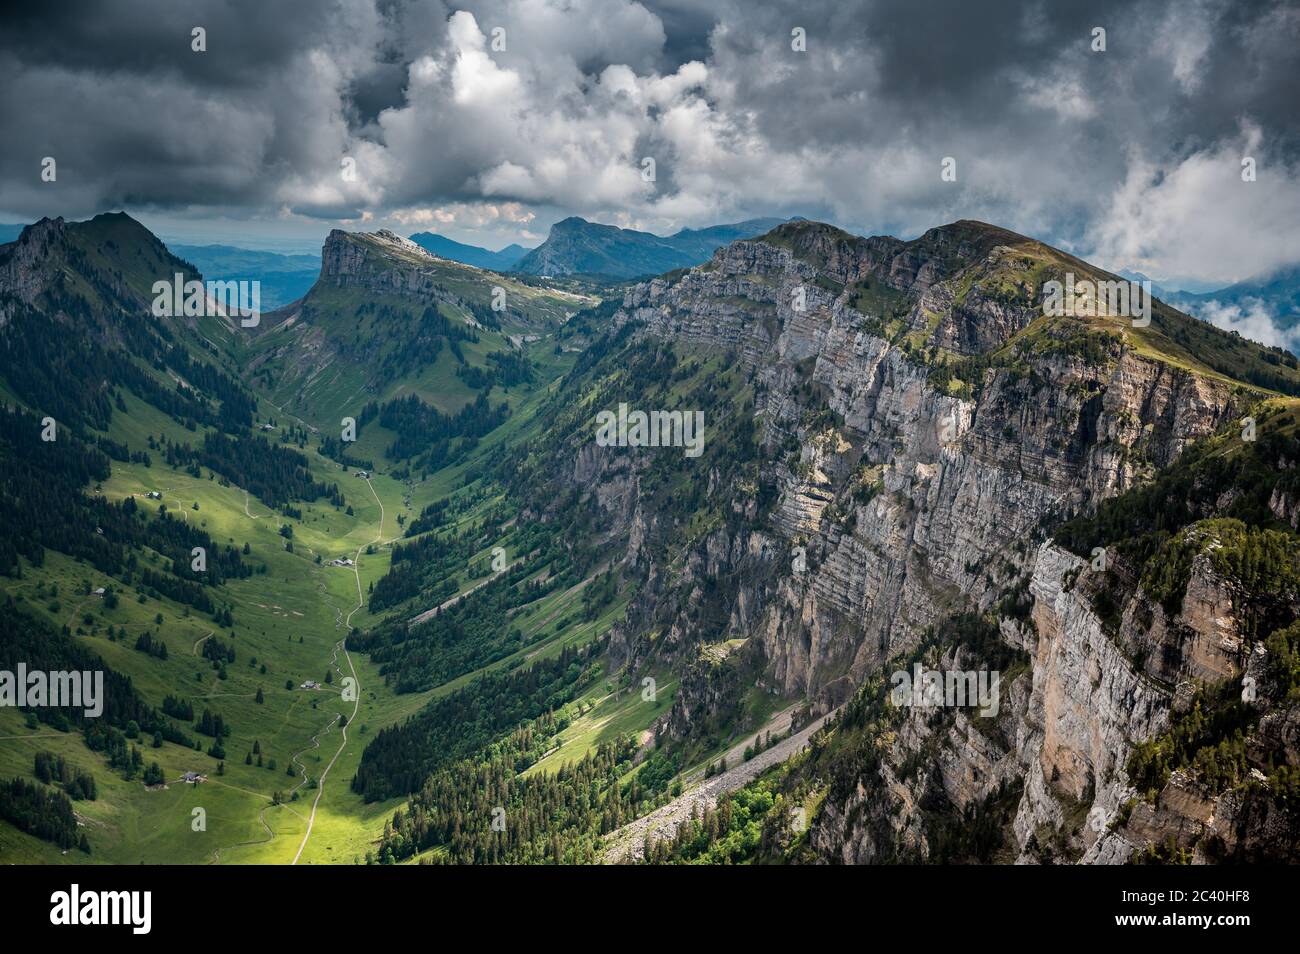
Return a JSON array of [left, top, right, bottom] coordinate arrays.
[[318, 435, 373, 471], [87, 728, 146, 780], [742, 730, 785, 763], [1128, 679, 1256, 800], [455, 350, 534, 392], [366, 496, 511, 609], [0, 777, 89, 853], [201, 634, 236, 666], [454, 364, 493, 389], [162, 695, 194, 721], [355, 542, 575, 691], [375, 305, 479, 383], [372, 391, 509, 465], [375, 735, 639, 865], [133, 630, 169, 659], [366, 517, 485, 611], [368, 566, 455, 615], [0, 598, 192, 757], [1056, 407, 1300, 561], [0, 304, 116, 430], [162, 344, 256, 430], [1139, 519, 1299, 627], [95, 433, 150, 467], [33, 751, 97, 800], [162, 431, 342, 510], [922, 779, 1023, 864], [137, 565, 218, 612], [402, 499, 450, 537], [0, 406, 251, 602], [0, 302, 231, 436], [194, 708, 232, 739], [352, 642, 599, 801], [1128, 619, 1300, 807], [463, 299, 503, 330], [640, 780, 780, 865]]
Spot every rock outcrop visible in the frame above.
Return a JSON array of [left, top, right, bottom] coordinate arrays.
[[543, 219, 1289, 863]]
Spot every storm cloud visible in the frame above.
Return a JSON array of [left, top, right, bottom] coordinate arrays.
[[0, 0, 1297, 285]]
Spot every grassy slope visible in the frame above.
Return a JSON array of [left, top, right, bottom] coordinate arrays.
[[0, 321, 660, 862], [240, 233, 594, 425], [0, 425, 432, 862], [0, 216, 634, 863]]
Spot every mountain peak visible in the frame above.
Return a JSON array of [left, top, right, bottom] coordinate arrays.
[[14, 215, 67, 246], [406, 232, 531, 271], [515, 215, 787, 278], [1, 211, 189, 309]]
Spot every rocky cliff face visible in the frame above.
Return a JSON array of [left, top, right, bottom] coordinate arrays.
[[592, 221, 1239, 689], [305, 228, 565, 330], [319, 229, 453, 296], [541, 219, 1294, 862], [0, 212, 199, 332], [0, 217, 67, 316]]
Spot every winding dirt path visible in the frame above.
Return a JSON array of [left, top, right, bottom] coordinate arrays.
[[289, 478, 380, 864]]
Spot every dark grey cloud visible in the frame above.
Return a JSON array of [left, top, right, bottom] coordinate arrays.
[[0, 0, 1296, 285]]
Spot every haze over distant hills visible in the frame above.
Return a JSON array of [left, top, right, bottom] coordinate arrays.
[[512, 216, 790, 278], [407, 232, 531, 271], [170, 244, 321, 310], [411, 217, 792, 279], [1164, 264, 1300, 330]]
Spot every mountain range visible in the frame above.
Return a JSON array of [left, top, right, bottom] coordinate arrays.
[[1165, 264, 1300, 329], [406, 232, 531, 272], [1, 210, 1297, 865], [512, 215, 789, 278], [170, 244, 321, 311], [152, 216, 790, 309]]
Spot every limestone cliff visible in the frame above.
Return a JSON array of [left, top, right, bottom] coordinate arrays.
[[538, 218, 1299, 862]]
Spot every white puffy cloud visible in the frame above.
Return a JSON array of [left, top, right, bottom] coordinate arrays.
[[1086, 122, 1300, 286], [1195, 298, 1299, 352], [388, 201, 536, 230]]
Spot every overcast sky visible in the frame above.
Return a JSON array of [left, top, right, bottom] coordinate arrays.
[[1, 0, 1297, 288]]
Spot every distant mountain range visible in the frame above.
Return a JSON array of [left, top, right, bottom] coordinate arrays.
[[1116, 265, 1300, 332], [3, 215, 790, 289], [12, 217, 1300, 335], [512, 216, 790, 278], [1164, 264, 1300, 329], [170, 244, 321, 310], [407, 232, 531, 271]]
